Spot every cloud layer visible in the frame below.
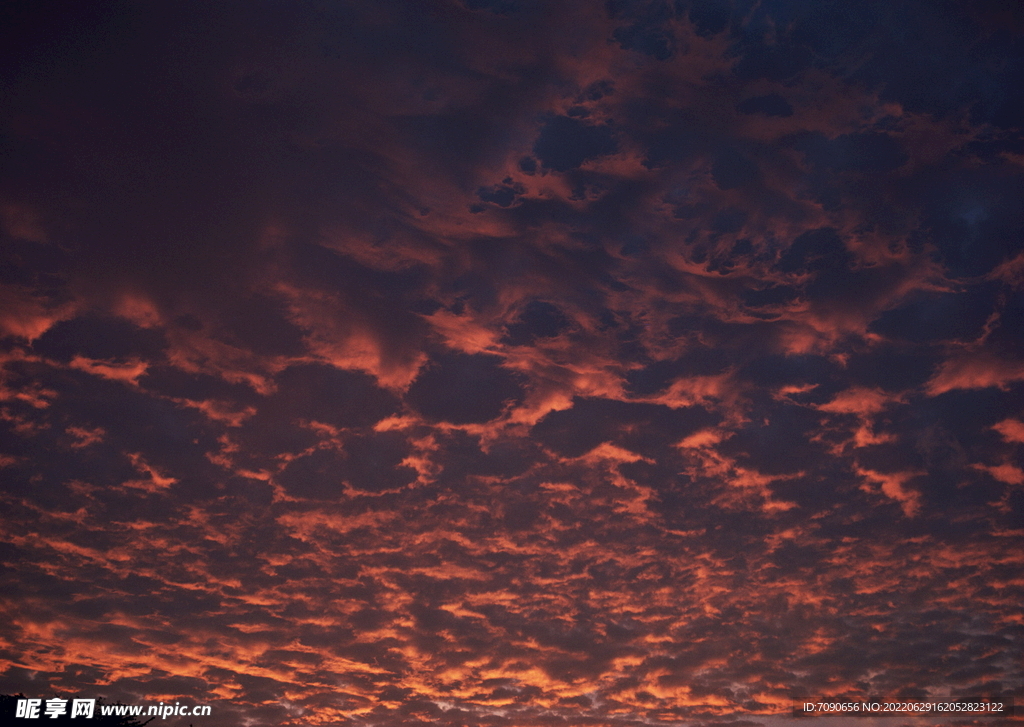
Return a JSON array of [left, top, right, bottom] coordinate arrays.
[[2, 1, 1023, 725]]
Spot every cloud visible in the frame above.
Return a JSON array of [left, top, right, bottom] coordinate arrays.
[[926, 354, 1024, 395], [993, 418, 1024, 444], [1, 0, 1023, 725]]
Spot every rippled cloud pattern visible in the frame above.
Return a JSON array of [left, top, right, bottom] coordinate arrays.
[[2, 1, 1023, 725]]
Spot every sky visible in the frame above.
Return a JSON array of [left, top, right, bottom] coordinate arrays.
[[2, 1, 1024, 726]]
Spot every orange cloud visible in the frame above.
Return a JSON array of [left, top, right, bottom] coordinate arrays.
[[926, 354, 1024, 395], [855, 466, 923, 517], [973, 462, 1024, 486], [992, 418, 1024, 443], [0, 285, 74, 341], [69, 355, 149, 385], [817, 387, 898, 415]]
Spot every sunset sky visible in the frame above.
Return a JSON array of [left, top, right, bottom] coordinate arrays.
[[2, 1, 1024, 725]]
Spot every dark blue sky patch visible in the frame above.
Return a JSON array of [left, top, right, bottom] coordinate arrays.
[[785, 0, 879, 60], [139, 366, 263, 405], [531, 397, 717, 458], [736, 354, 838, 390], [854, 440, 925, 478], [612, 22, 678, 61], [477, 179, 526, 208], [343, 431, 420, 493], [717, 403, 829, 475], [844, 346, 937, 392], [1006, 490, 1024, 530], [711, 207, 748, 234], [733, 42, 813, 82], [849, 5, 1022, 124], [625, 349, 734, 396], [740, 285, 799, 308], [267, 364, 401, 429], [533, 116, 618, 172], [711, 147, 760, 189], [460, 0, 522, 13], [1, 0, 1022, 721], [987, 290, 1024, 359], [736, 94, 793, 117], [795, 131, 908, 174], [0, 431, 134, 509], [639, 117, 702, 169], [213, 295, 308, 357], [915, 387, 1024, 460], [580, 79, 615, 102], [663, 314, 782, 361], [0, 236, 70, 293], [435, 431, 539, 484], [916, 168, 1024, 278], [0, 368, 222, 507], [502, 301, 570, 346], [32, 315, 167, 363], [869, 290, 996, 343], [399, 109, 517, 177], [406, 352, 525, 424], [683, 0, 731, 37], [776, 227, 852, 273]]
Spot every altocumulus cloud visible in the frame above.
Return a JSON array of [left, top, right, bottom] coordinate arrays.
[[1, 1, 1023, 725]]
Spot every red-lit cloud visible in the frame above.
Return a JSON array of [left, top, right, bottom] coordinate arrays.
[[1, 1, 1023, 726]]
